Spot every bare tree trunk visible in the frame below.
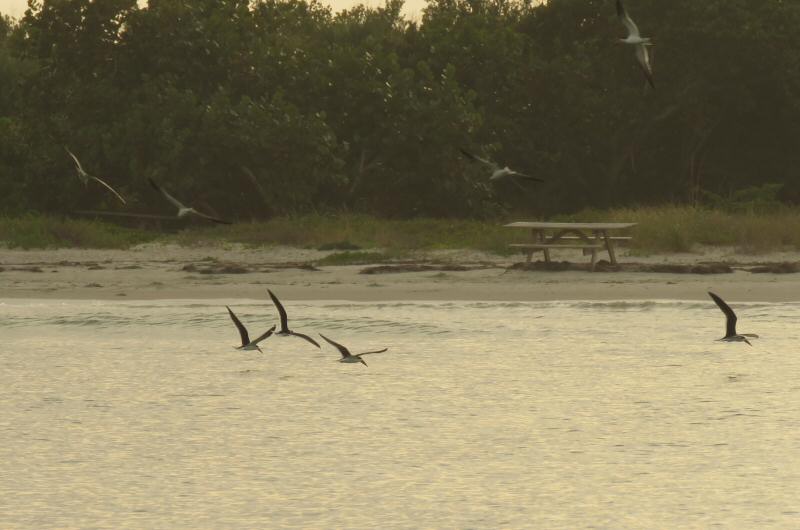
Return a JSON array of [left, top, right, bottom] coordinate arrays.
[[241, 165, 273, 218], [347, 148, 380, 202], [688, 117, 721, 207]]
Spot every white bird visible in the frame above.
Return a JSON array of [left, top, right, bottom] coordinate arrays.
[[148, 178, 231, 224], [319, 333, 388, 367], [226, 306, 276, 352], [616, 0, 655, 89], [708, 292, 759, 346], [65, 147, 127, 204], [267, 289, 321, 348], [459, 149, 543, 190]]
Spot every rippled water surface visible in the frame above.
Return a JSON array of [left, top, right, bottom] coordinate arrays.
[[1, 298, 799, 529]]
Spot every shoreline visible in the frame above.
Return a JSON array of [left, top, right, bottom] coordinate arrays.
[[2, 243, 799, 302]]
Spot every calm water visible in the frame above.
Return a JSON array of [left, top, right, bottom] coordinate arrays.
[[1, 298, 799, 529]]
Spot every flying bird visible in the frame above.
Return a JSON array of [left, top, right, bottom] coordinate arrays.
[[708, 291, 759, 346], [459, 148, 543, 190], [616, 0, 655, 89], [319, 333, 388, 367], [66, 147, 127, 204], [226, 306, 276, 353], [148, 177, 232, 224], [267, 289, 321, 348]]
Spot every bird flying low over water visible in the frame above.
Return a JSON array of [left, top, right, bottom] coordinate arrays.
[[267, 289, 321, 348], [616, 0, 655, 89], [459, 148, 543, 189], [66, 147, 127, 204], [226, 306, 276, 352], [319, 333, 388, 367], [708, 292, 759, 346], [148, 177, 232, 224]]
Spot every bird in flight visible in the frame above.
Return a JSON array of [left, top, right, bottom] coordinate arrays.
[[616, 0, 655, 89], [319, 333, 388, 367], [708, 291, 759, 346], [226, 306, 276, 353], [148, 178, 232, 224], [459, 148, 543, 190], [267, 289, 321, 348], [65, 147, 127, 204]]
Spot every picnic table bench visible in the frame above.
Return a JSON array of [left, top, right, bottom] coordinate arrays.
[[505, 221, 636, 270]]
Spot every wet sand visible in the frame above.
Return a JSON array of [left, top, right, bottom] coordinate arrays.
[[1, 243, 799, 302]]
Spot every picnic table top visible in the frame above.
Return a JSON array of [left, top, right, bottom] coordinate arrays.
[[504, 221, 637, 230]]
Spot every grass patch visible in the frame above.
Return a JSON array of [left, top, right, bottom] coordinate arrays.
[[168, 214, 519, 254], [557, 205, 800, 254], [0, 215, 156, 249], [317, 240, 361, 251], [6, 207, 800, 254]]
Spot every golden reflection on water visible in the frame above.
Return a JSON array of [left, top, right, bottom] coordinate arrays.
[[1, 299, 799, 529]]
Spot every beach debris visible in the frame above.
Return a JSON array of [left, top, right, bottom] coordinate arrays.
[[181, 262, 251, 274], [360, 264, 472, 274], [746, 262, 800, 274]]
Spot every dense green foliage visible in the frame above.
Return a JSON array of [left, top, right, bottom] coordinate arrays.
[[0, 0, 799, 219]]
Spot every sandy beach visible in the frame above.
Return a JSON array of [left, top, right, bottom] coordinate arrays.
[[1, 243, 799, 302]]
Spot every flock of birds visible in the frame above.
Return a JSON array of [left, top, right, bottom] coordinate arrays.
[[227, 289, 388, 366], [229, 289, 756, 369], [66, 147, 232, 224], [62, 1, 753, 359]]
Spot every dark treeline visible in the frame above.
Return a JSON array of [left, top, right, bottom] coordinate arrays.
[[1, 0, 799, 220]]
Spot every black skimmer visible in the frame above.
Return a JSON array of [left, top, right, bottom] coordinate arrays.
[[148, 178, 232, 224], [708, 291, 759, 346], [66, 147, 127, 204], [616, 0, 655, 89], [319, 333, 387, 367], [459, 148, 542, 190], [226, 306, 276, 352], [267, 289, 320, 348]]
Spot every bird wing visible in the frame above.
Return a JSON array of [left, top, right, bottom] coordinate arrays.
[[188, 209, 232, 225], [267, 289, 289, 332], [289, 331, 321, 348], [357, 348, 388, 356], [226, 306, 250, 346], [635, 45, 655, 89], [460, 148, 498, 171], [510, 171, 544, 183], [65, 147, 85, 173], [617, 0, 641, 38], [90, 176, 127, 204], [504, 175, 529, 193], [148, 178, 188, 211], [319, 333, 351, 357], [250, 325, 277, 346], [708, 292, 737, 337]]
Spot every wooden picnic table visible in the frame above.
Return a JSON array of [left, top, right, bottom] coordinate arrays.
[[505, 221, 637, 270]]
